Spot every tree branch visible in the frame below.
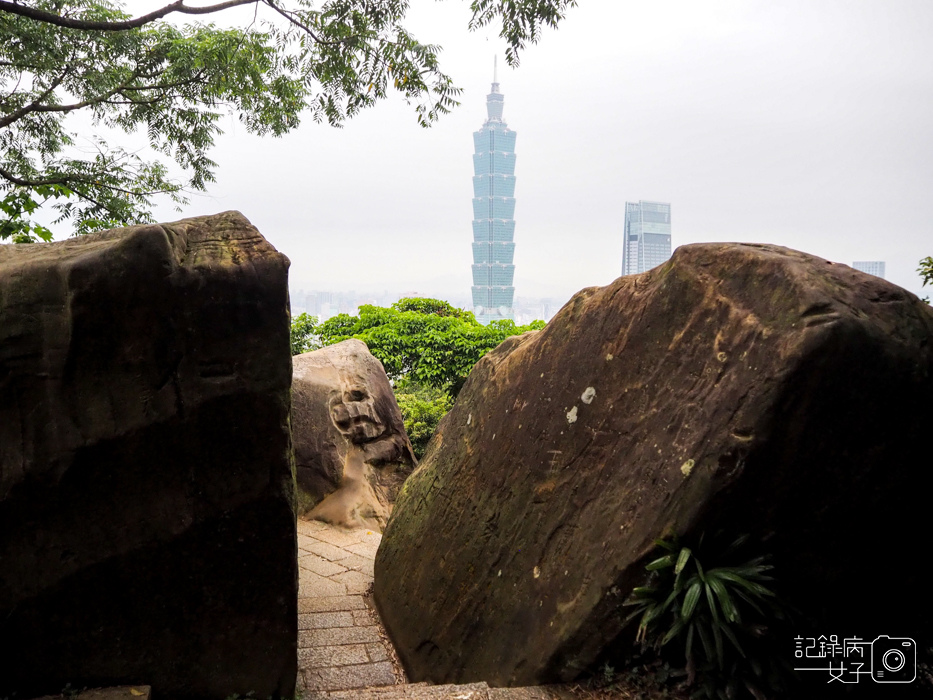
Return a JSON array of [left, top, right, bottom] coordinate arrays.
[[0, 164, 180, 197], [0, 166, 73, 188], [0, 0, 259, 31], [262, 0, 334, 46], [0, 65, 74, 128]]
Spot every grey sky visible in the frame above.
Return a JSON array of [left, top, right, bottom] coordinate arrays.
[[141, 0, 932, 304]]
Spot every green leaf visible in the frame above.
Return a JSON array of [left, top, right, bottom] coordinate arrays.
[[682, 581, 703, 620], [695, 620, 714, 663], [675, 547, 692, 575], [707, 573, 740, 623], [712, 618, 724, 669], [660, 617, 685, 647], [628, 586, 657, 598], [646, 555, 675, 571], [705, 582, 720, 625], [716, 570, 775, 598], [685, 620, 695, 662], [719, 622, 746, 659]]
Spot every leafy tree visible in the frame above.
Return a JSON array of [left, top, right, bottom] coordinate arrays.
[[1, 0, 577, 241], [317, 297, 544, 395], [290, 311, 320, 355]]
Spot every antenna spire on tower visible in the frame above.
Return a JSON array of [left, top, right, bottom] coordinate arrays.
[[494, 55, 497, 83]]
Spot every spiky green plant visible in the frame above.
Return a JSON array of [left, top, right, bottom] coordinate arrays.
[[624, 533, 795, 699]]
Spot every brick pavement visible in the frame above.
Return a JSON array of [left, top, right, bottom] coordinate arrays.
[[296, 519, 578, 700], [297, 518, 401, 696]]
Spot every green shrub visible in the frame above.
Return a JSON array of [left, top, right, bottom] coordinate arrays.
[[394, 380, 453, 460], [623, 533, 796, 699]]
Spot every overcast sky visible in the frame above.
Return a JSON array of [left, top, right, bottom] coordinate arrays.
[[140, 0, 932, 305]]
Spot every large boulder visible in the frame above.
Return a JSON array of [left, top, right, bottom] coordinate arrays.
[[292, 339, 415, 530], [374, 243, 933, 687], [0, 212, 297, 699]]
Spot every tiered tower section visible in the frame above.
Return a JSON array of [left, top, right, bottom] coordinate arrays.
[[471, 69, 516, 324]]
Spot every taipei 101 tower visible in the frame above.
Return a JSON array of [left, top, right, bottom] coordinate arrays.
[[470, 58, 516, 324]]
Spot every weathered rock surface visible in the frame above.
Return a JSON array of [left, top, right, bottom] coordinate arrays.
[[292, 339, 415, 530], [374, 243, 933, 687], [0, 212, 297, 699]]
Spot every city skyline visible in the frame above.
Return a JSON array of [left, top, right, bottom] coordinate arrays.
[[470, 62, 517, 324], [135, 1, 932, 305]]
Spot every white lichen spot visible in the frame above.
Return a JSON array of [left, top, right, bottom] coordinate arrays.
[[566, 406, 578, 424], [606, 353, 614, 361], [540, 373, 544, 378], [533, 566, 541, 579], [492, 433, 496, 440], [467, 413, 472, 425], [498, 570, 502, 577], [681, 459, 696, 477], [717, 351, 728, 363], [581, 387, 596, 404]]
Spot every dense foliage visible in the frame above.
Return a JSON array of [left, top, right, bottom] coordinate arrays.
[[289, 311, 321, 355], [290, 297, 545, 456], [1, 0, 577, 241], [313, 297, 544, 395], [392, 379, 454, 459]]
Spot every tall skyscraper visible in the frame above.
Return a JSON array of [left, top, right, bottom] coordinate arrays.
[[471, 60, 516, 325], [852, 261, 886, 279], [622, 201, 672, 275]]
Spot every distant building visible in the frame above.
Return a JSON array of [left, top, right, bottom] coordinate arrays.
[[622, 201, 672, 275], [471, 59, 516, 325], [852, 261, 886, 279]]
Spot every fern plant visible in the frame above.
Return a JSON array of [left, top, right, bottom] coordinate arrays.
[[624, 533, 795, 699]]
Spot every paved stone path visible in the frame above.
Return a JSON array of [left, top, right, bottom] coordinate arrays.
[[297, 518, 578, 700], [296, 518, 402, 696]]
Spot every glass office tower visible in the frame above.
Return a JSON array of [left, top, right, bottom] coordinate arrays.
[[622, 201, 672, 275], [471, 69, 516, 324], [852, 261, 886, 279]]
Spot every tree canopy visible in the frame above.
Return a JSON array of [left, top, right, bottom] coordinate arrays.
[[1, 0, 577, 241], [291, 297, 544, 395]]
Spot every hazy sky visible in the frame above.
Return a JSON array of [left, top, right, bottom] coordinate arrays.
[[138, 0, 932, 304]]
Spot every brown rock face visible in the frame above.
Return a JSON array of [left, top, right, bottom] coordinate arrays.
[[292, 339, 415, 530], [374, 243, 933, 687], [0, 212, 297, 699]]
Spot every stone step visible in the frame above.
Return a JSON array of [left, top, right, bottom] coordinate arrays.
[[312, 682, 572, 700], [314, 681, 490, 699]]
